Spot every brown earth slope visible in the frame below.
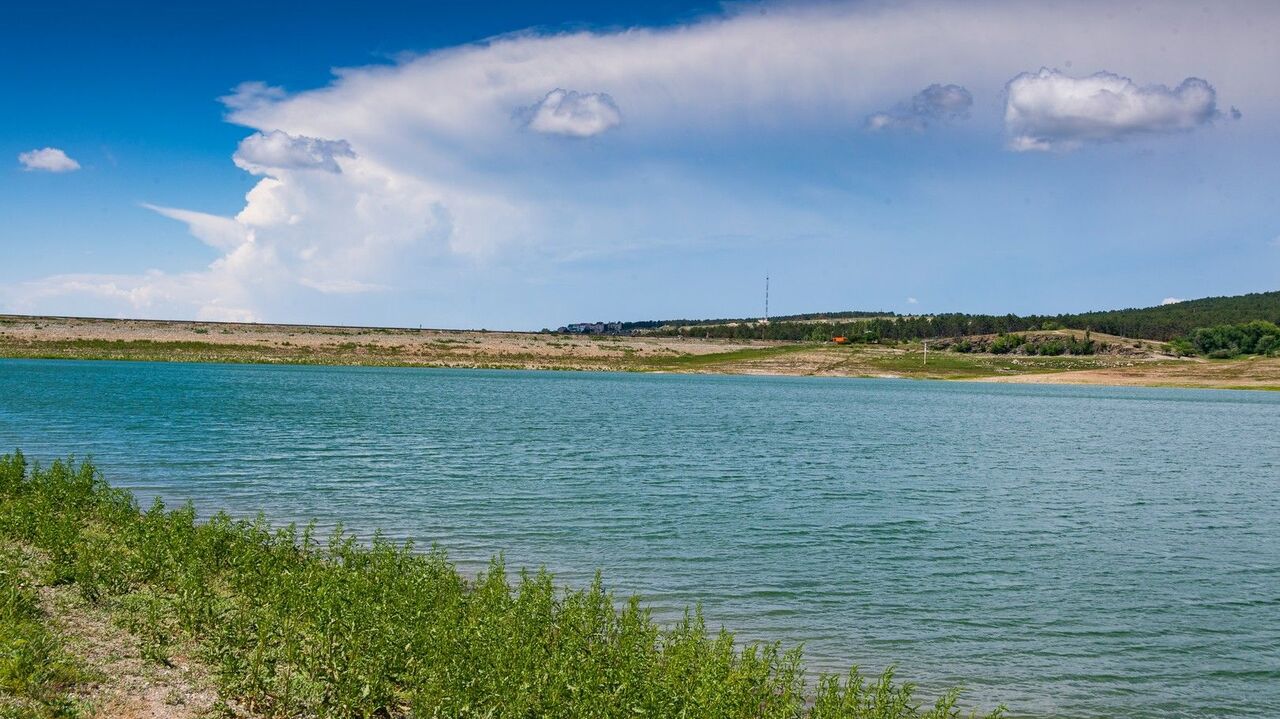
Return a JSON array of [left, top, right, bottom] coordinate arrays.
[[1, 315, 1276, 390]]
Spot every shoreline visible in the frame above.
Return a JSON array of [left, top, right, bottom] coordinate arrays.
[[1, 452, 1004, 718], [3, 313, 1279, 391]]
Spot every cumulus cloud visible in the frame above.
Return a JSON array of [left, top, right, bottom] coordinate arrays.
[[18, 147, 80, 172], [524, 89, 622, 137], [9, 0, 1279, 323], [234, 130, 355, 174], [866, 84, 973, 131], [1161, 297, 1184, 305], [1005, 69, 1220, 151], [6, 154, 461, 321]]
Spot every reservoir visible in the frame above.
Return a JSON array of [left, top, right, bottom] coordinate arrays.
[[2, 359, 1277, 717]]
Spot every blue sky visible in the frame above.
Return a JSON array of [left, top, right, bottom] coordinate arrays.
[[3, 0, 1278, 329]]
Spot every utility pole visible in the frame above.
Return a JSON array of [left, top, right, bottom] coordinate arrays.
[[762, 275, 770, 340], [923, 339, 928, 366]]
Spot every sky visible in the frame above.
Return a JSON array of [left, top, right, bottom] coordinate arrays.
[[3, 0, 1278, 329]]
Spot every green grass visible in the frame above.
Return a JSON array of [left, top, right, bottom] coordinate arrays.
[[0, 451, 1001, 719], [646, 344, 812, 370], [0, 547, 92, 718], [864, 349, 1115, 378], [0, 338, 303, 365]]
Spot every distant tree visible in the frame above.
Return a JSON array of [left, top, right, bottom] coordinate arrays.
[[642, 291, 1280, 344]]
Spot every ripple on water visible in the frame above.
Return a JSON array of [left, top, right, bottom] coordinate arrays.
[[1, 360, 1278, 718]]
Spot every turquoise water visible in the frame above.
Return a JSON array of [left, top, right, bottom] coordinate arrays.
[[2, 359, 1278, 717]]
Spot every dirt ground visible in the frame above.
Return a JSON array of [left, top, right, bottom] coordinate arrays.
[[0, 315, 778, 371], [971, 355, 1280, 390], [41, 583, 225, 719], [2, 315, 1277, 390]]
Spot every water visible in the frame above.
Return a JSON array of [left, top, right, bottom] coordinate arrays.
[[2, 358, 1277, 717]]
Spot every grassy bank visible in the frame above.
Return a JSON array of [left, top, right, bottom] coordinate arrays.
[[0, 545, 93, 718], [0, 452, 1002, 718]]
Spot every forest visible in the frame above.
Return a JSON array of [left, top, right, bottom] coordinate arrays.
[[639, 291, 1280, 352]]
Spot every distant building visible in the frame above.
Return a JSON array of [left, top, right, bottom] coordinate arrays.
[[559, 321, 626, 335]]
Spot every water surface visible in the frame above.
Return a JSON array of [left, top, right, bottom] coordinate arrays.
[[2, 359, 1277, 717]]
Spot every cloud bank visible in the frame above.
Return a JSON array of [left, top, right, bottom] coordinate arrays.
[[18, 147, 80, 172], [1005, 69, 1219, 151]]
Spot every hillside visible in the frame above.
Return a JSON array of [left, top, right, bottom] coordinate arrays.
[[633, 291, 1280, 342], [1059, 291, 1280, 340], [3, 314, 1279, 389], [582, 310, 893, 334]]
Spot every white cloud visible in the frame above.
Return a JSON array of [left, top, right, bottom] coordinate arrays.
[[18, 147, 80, 173], [10, 0, 1279, 322], [867, 84, 973, 131], [220, 81, 287, 114], [6, 154, 464, 321], [1161, 297, 1184, 305], [234, 130, 355, 174], [525, 89, 622, 137], [11, 270, 261, 322], [907, 297, 919, 304], [1005, 69, 1219, 151], [141, 204, 251, 252]]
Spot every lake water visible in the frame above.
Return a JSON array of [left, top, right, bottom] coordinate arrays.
[[2, 358, 1277, 717]]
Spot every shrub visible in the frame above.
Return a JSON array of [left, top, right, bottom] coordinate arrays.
[[1035, 340, 1066, 356], [989, 334, 1025, 355], [1065, 338, 1095, 355]]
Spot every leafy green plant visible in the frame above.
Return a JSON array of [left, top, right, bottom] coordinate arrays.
[[0, 543, 92, 718]]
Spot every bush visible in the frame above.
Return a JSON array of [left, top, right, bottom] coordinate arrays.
[[1065, 338, 1095, 355], [989, 334, 1025, 355]]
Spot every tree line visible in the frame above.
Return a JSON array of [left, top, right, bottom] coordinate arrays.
[[644, 291, 1280, 347], [1171, 320, 1280, 358]]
